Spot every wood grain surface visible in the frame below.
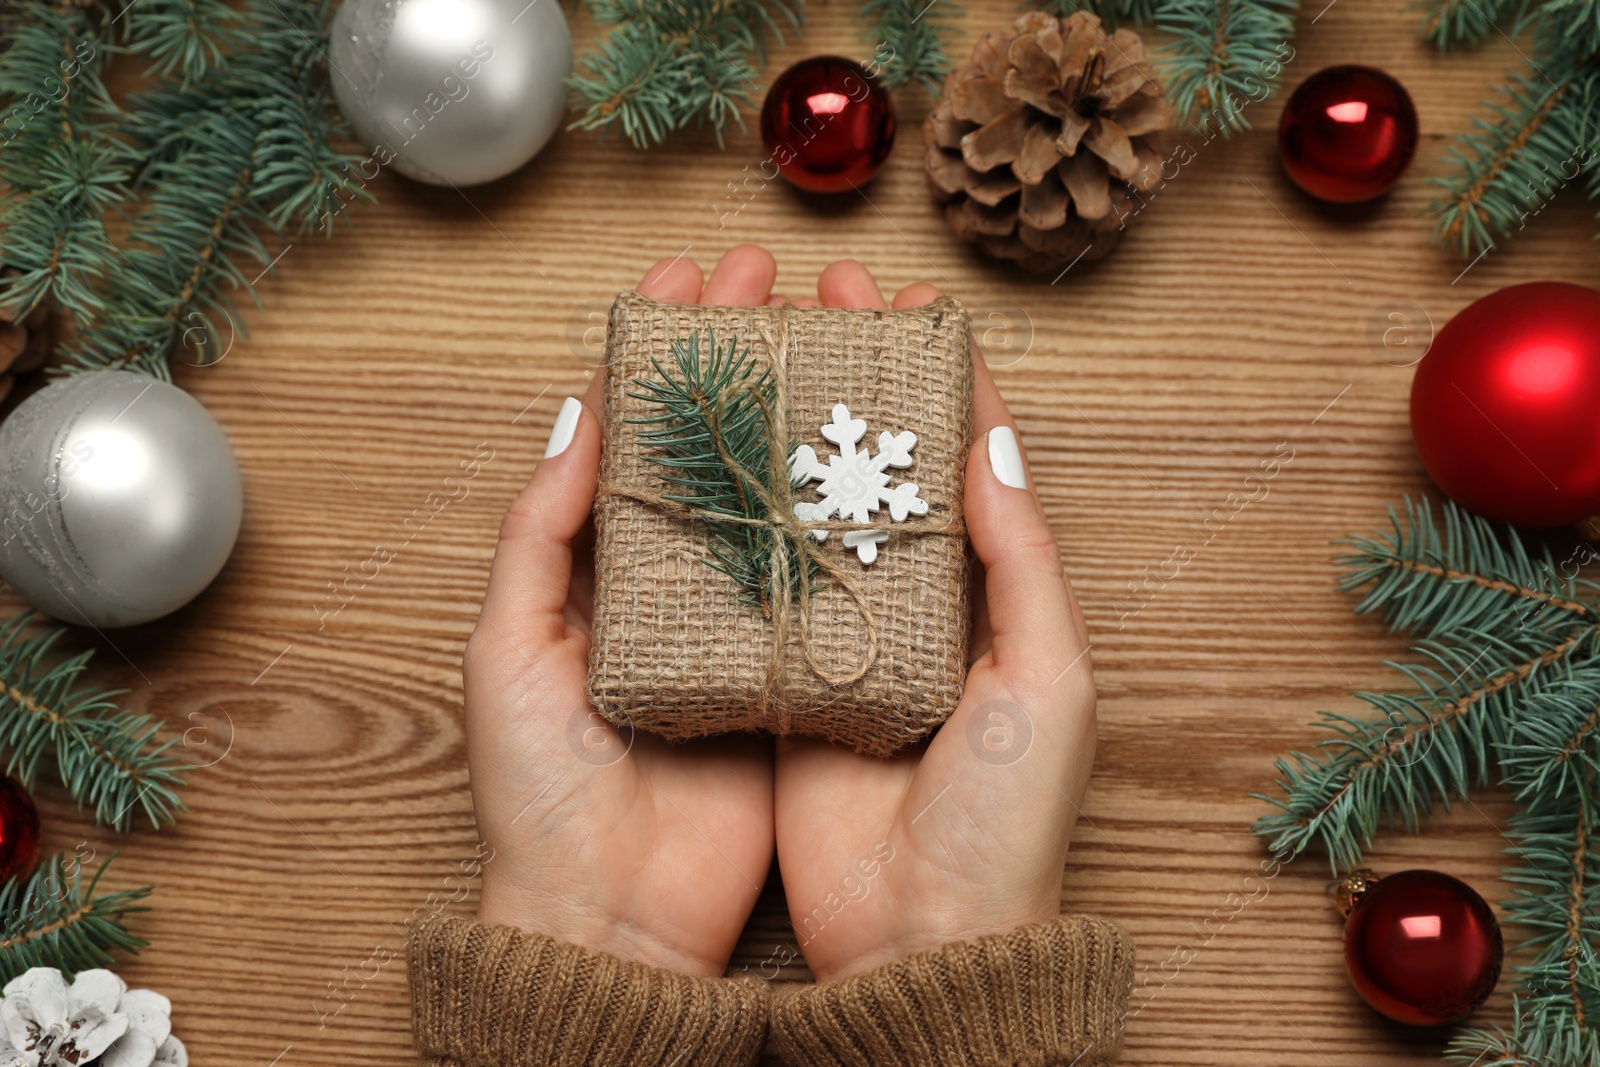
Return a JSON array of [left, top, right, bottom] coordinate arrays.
[[17, 1, 1600, 1063]]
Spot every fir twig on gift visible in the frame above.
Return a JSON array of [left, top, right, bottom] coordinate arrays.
[[625, 329, 816, 614], [1254, 498, 1600, 1067]]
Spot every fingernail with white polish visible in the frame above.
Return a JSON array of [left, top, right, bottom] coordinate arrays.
[[988, 426, 1027, 490], [544, 397, 582, 459]]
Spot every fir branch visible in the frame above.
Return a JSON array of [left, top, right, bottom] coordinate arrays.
[[1252, 627, 1595, 872], [122, 0, 248, 86], [0, 191, 121, 322], [1026, 0, 1297, 131], [1458, 781, 1600, 1067], [1418, 0, 1518, 50], [124, 0, 371, 234], [0, 5, 126, 324], [1420, 0, 1600, 256], [55, 0, 370, 374], [1263, 495, 1600, 1064], [0, 613, 186, 831], [1339, 497, 1599, 640], [1451, 979, 1600, 1067], [627, 329, 814, 615], [0, 853, 150, 982], [0, 7, 115, 163], [68, 128, 266, 376], [570, 0, 803, 148], [1155, 0, 1297, 135], [861, 0, 960, 92], [1500, 679, 1600, 800], [1427, 62, 1595, 258], [1527, 0, 1600, 59], [1500, 782, 1599, 960], [1036, 0, 1162, 28]]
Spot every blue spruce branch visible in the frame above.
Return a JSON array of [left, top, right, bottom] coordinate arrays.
[[1030, 0, 1299, 134], [1258, 498, 1600, 1066], [0, 853, 150, 982], [0, 0, 370, 376], [0, 614, 186, 832], [1421, 1, 1600, 256]]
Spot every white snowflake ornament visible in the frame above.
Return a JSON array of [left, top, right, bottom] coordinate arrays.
[[0, 968, 187, 1067], [790, 403, 929, 565]]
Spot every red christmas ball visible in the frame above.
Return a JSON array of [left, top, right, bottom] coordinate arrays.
[[1278, 65, 1418, 203], [759, 56, 895, 194], [1344, 870, 1502, 1027], [1411, 281, 1600, 528], [0, 776, 40, 885]]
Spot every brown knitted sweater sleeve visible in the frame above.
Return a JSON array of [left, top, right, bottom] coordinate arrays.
[[408, 915, 769, 1067], [769, 914, 1135, 1067]]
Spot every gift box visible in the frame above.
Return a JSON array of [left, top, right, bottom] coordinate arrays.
[[586, 290, 973, 756]]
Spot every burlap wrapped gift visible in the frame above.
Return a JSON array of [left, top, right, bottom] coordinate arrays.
[[587, 290, 973, 756]]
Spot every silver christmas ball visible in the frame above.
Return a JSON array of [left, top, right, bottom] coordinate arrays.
[[0, 371, 243, 628], [330, 0, 572, 186]]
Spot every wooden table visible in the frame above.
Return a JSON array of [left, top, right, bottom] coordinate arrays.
[[24, 1, 1600, 1062]]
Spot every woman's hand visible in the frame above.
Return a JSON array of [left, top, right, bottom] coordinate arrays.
[[463, 247, 1095, 984], [774, 260, 1098, 982], [463, 247, 790, 977]]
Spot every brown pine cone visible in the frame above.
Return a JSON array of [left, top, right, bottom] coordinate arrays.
[[0, 281, 55, 404], [924, 11, 1175, 273]]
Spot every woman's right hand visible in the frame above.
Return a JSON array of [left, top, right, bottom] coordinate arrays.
[[773, 261, 1099, 982]]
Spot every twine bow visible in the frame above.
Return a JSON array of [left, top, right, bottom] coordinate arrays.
[[599, 305, 965, 731]]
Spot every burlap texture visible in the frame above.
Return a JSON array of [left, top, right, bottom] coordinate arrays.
[[587, 290, 973, 756]]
